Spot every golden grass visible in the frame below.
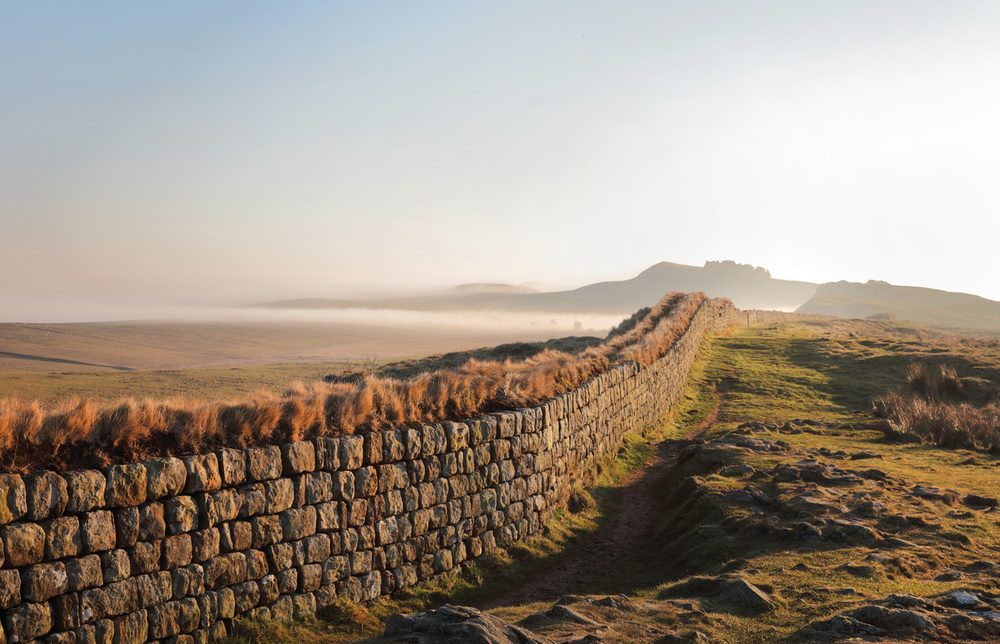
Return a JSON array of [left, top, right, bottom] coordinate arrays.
[[0, 292, 710, 472]]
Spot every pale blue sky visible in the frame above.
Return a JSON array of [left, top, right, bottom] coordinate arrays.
[[4, 1, 1000, 320]]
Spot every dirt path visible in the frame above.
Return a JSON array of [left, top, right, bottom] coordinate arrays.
[[480, 382, 730, 610]]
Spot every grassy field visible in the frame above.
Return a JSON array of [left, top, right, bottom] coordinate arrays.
[[227, 317, 1000, 643]]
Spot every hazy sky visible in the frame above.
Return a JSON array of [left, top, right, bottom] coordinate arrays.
[[4, 1, 1000, 321]]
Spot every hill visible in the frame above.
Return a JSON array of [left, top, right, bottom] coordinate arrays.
[[797, 280, 1000, 330], [254, 260, 819, 314]]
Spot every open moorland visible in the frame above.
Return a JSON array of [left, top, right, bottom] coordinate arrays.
[[226, 317, 1000, 643]]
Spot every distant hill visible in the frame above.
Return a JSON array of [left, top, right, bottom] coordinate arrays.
[[796, 280, 1000, 330], [253, 261, 819, 315]]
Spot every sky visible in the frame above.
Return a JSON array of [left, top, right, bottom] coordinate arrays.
[[4, 1, 1000, 321]]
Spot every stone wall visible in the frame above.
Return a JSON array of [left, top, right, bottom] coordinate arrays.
[[0, 299, 795, 644]]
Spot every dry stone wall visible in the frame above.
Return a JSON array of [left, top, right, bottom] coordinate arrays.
[[0, 299, 790, 644]]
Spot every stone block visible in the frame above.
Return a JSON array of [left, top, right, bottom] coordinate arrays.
[[144, 457, 187, 500], [281, 441, 315, 475], [229, 521, 251, 551], [190, 528, 220, 563], [64, 470, 105, 515], [245, 549, 268, 580], [148, 598, 200, 638], [266, 542, 293, 573], [262, 479, 294, 514], [403, 427, 422, 459], [339, 435, 364, 470], [3, 600, 52, 640], [101, 549, 131, 583], [258, 574, 279, 605], [196, 592, 218, 629], [203, 552, 247, 590], [321, 556, 348, 584], [363, 432, 383, 465], [66, 554, 103, 591], [0, 568, 20, 608], [245, 446, 282, 481], [165, 496, 199, 534], [137, 502, 166, 541], [299, 564, 322, 592], [52, 590, 81, 630], [227, 490, 259, 526], [315, 437, 339, 471], [183, 454, 221, 494], [163, 534, 193, 569], [24, 470, 68, 520], [2, 521, 45, 566], [276, 568, 297, 595], [115, 506, 139, 547], [134, 571, 172, 609], [105, 463, 147, 508], [216, 449, 246, 487], [298, 471, 333, 505], [381, 429, 405, 462], [199, 489, 242, 527], [269, 594, 292, 621], [130, 540, 162, 575], [231, 581, 260, 615], [45, 514, 82, 559], [355, 466, 378, 497], [316, 501, 341, 532], [304, 534, 331, 563], [216, 586, 235, 620], [171, 564, 204, 599], [279, 506, 316, 541], [331, 471, 355, 502], [443, 421, 469, 451], [113, 609, 147, 644], [250, 515, 282, 549], [80, 578, 137, 622]]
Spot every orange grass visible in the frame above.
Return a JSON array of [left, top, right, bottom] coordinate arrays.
[[0, 292, 710, 472]]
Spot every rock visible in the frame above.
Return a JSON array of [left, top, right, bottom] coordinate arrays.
[[383, 604, 552, 643], [934, 571, 964, 582], [217, 448, 246, 486], [546, 604, 600, 625], [717, 579, 773, 613], [64, 470, 105, 514], [850, 451, 882, 460], [80, 510, 116, 553], [45, 514, 82, 559], [947, 590, 982, 608], [183, 454, 221, 493], [2, 521, 45, 566], [590, 595, 636, 611], [837, 563, 877, 578], [24, 470, 68, 520], [719, 464, 756, 477], [105, 463, 147, 508], [282, 441, 316, 475], [246, 446, 282, 481], [144, 457, 187, 499], [0, 569, 20, 608], [965, 494, 999, 508]]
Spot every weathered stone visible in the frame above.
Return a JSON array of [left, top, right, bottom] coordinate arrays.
[[291, 592, 316, 619], [64, 470, 105, 515], [384, 605, 550, 643], [236, 483, 265, 518], [282, 441, 316, 476], [297, 471, 333, 506], [52, 590, 81, 630], [113, 609, 147, 644], [299, 564, 322, 592], [3, 600, 53, 641], [339, 435, 364, 470], [355, 466, 378, 497], [718, 579, 773, 613], [137, 502, 166, 541], [216, 586, 235, 619], [316, 501, 341, 532], [216, 448, 246, 487], [148, 598, 200, 638], [258, 574, 279, 605], [130, 540, 162, 575], [279, 506, 317, 541], [245, 549, 268, 580], [144, 457, 187, 500], [24, 470, 68, 520], [81, 510, 116, 553], [270, 594, 293, 621], [231, 580, 260, 615], [203, 552, 247, 590], [229, 521, 252, 551], [199, 489, 242, 528], [246, 446, 282, 481], [45, 514, 82, 559], [190, 528, 220, 563], [163, 534, 193, 569], [331, 471, 355, 502], [183, 454, 221, 494], [0, 568, 20, 608], [321, 556, 348, 584], [105, 464, 147, 508], [172, 564, 204, 600], [115, 506, 139, 547], [263, 478, 294, 514], [304, 534, 331, 563], [22, 561, 68, 602], [80, 579, 137, 622], [251, 515, 282, 549], [165, 496, 199, 534], [101, 550, 131, 583], [2, 521, 45, 566], [135, 571, 173, 609], [66, 554, 103, 591], [267, 542, 294, 573]]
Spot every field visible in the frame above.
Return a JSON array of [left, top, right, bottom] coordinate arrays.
[[226, 317, 1000, 643]]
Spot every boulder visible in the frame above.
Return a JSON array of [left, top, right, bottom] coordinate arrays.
[[383, 604, 552, 643]]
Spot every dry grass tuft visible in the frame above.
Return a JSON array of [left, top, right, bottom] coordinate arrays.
[[0, 292, 713, 472]]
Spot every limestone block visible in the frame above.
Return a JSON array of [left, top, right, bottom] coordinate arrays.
[[163, 534, 193, 569], [316, 501, 341, 533], [362, 432, 383, 465], [64, 470, 105, 515], [421, 424, 446, 456], [298, 564, 321, 592], [250, 516, 281, 549], [245, 549, 268, 580], [3, 600, 52, 640], [105, 463, 147, 508], [165, 496, 199, 534], [245, 446, 282, 482], [190, 528, 220, 563], [258, 574, 279, 605], [45, 514, 82, 559], [393, 565, 417, 590], [144, 457, 187, 500], [281, 441, 316, 475], [321, 556, 348, 584], [101, 549, 131, 583], [228, 521, 251, 551], [196, 592, 218, 629], [443, 421, 469, 451], [266, 542, 293, 573], [236, 483, 265, 518], [24, 470, 68, 520], [354, 466, 378, 498], [279, 506, 316, 541], [276, 568, 298, 595], [114, 507, 139, 547], [350, 550, 372, 575], [137, 502, 166, 541], [2, 521, 45, 566], [216, 449, 246, 487], [381, 429, 405, 462], [113, 609, 147, 644], [297, 471, 333, 505], [80, 578, 138, 623], [203, 552, 247, 590], [269, 594, 292, 621], [130, 540, 162, 575], [331, 471, 355, 502], [339, 435, 364, 470], [216, 586, 235, 619], [304, 534, 331, 563], [66, 554, 103, 592], [148, 598, 200, 638], [183, 454, 221, 494], [403, 427, 422, 459], [359, 571, 381, 601], [231, 581, 260, 615], [0, 568, 19, 608], [134, 571, 172, 609], [263, 479, 294, 514], [199, 489, 242, 527], [376, 517, 399, 546]]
